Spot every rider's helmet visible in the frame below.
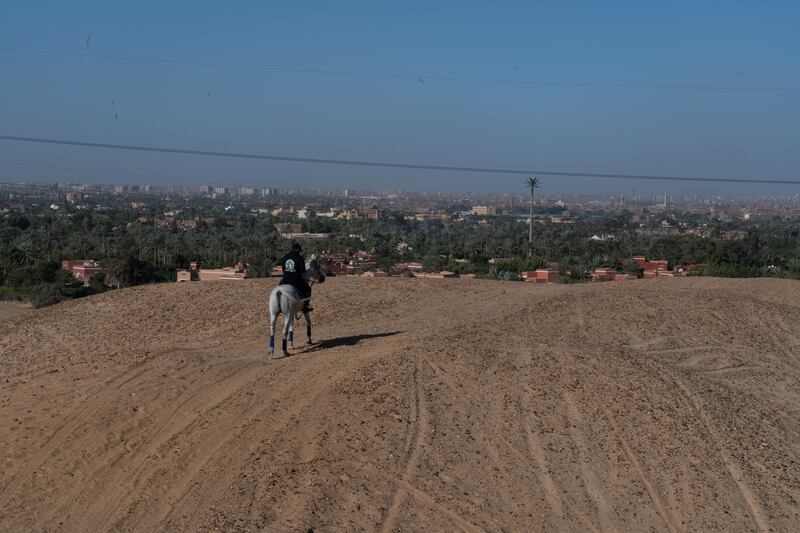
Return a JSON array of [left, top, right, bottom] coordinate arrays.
[[291, 242, 302, 253]]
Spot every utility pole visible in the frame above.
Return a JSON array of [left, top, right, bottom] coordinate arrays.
[[526, 177, 540, 256], [529, 195, 534, 249]]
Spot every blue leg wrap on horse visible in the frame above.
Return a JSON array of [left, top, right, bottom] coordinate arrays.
[[269, 336, 274, 350]]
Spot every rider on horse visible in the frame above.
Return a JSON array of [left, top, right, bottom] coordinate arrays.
[[278, 242, 313, 312], [269, 244, 325, 355]]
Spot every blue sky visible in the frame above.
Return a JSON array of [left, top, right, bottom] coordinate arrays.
[[0, 1, 798, 195]]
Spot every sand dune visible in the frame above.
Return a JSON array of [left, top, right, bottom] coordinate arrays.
[[1, 277, 799, 531]]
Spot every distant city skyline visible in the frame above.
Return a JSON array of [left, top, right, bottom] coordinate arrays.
[[4, 179, 800, 206], [1, 2, 799, 195]]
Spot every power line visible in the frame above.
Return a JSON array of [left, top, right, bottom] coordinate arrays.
[[1, 133, 798, 185], [1, 46, 797, 94]]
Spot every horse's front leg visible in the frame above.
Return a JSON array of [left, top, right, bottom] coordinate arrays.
[[303, 310, 313, 345], [283, 312, 293, 355]]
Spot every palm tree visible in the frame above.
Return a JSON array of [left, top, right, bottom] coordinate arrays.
[[525, 177, 541, 255], [15, 235, 39, 266]]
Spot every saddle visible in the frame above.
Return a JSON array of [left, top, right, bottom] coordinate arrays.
[[276, 284, 308, 303], [276, 285, 312, 318]]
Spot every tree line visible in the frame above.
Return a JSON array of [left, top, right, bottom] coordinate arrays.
[[2, 202, 799, 307]]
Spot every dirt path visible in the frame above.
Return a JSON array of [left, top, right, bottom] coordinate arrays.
[[1, 277, 799, 531]]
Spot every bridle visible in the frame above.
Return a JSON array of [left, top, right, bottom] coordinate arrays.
[[307, 256, 325, 288]]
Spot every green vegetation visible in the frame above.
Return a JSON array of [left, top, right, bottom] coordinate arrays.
[[2, 190, 799, 308]]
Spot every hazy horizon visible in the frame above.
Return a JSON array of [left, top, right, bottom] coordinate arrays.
[[1, 2, 799, 196]]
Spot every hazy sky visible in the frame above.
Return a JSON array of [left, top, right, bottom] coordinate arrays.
[[1, 1, 799, 195]]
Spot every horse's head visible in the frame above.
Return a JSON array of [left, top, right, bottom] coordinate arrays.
[[306, 253, 326, 284]]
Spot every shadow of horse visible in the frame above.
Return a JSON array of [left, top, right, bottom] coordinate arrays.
[[299, 331, 402, 354]]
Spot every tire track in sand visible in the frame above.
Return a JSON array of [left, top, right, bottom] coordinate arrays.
[[570, 293, 629, 532], [617, 438, 677, 533], [397, 480, 484, 533], [561, 342, 679, 533], [523, 418, 567, 525], [71, 359, 264, 532], [518, 379, 598, 533], [338, 458, 484, 533], [0, 361, 156, 510], [563, 392, 619, 532], [629, 337, 770, 532], [660, 368, 770, 532], [27, 357, 260, 531], [379, 356, 429, 533], [135, 369, 324, 531], [153, 335, 410, 532]]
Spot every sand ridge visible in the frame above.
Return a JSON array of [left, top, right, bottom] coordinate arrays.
[[1, 277, 799, 531]]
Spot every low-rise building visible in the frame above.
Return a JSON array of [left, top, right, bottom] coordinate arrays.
[[591, 267, 618, 282], [61, 260, 106, 283], [521, 269, 560, 283], [323, 251, 379, 275], [176, 261, 248, 282], [389, 262, 428, 275], [362, 270, 388, 278], [281, 232, 330, 240], [408, 212, 449, 222], [632, 256, 669, 273], [275, 223, 302, 236], [416, 271, 459, 279], [177, 218, 198, 230], [358, 205, 381, 220], [472, 205, 497, 216], [723, 230, 748, 240]]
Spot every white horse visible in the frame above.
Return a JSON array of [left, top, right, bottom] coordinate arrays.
[[268, 253, 326, 357]]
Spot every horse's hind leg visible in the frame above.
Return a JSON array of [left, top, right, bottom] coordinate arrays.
[[268, 291, 282, 357], [304, 310, 313, 345], [269, 310, 278, 356]]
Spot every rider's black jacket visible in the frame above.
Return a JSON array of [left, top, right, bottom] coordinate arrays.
[[279, 250, 310, 297]]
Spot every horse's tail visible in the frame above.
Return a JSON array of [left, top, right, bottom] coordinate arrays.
[[274, 289, 281, 315]]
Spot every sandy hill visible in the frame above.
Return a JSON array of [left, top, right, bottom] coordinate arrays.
[[1, 277, 799, 531], [0, 302, 31, 323]]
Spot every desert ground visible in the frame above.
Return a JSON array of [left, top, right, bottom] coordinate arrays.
[[0, 301, 31, 323], [1, 276, 799, 531]]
